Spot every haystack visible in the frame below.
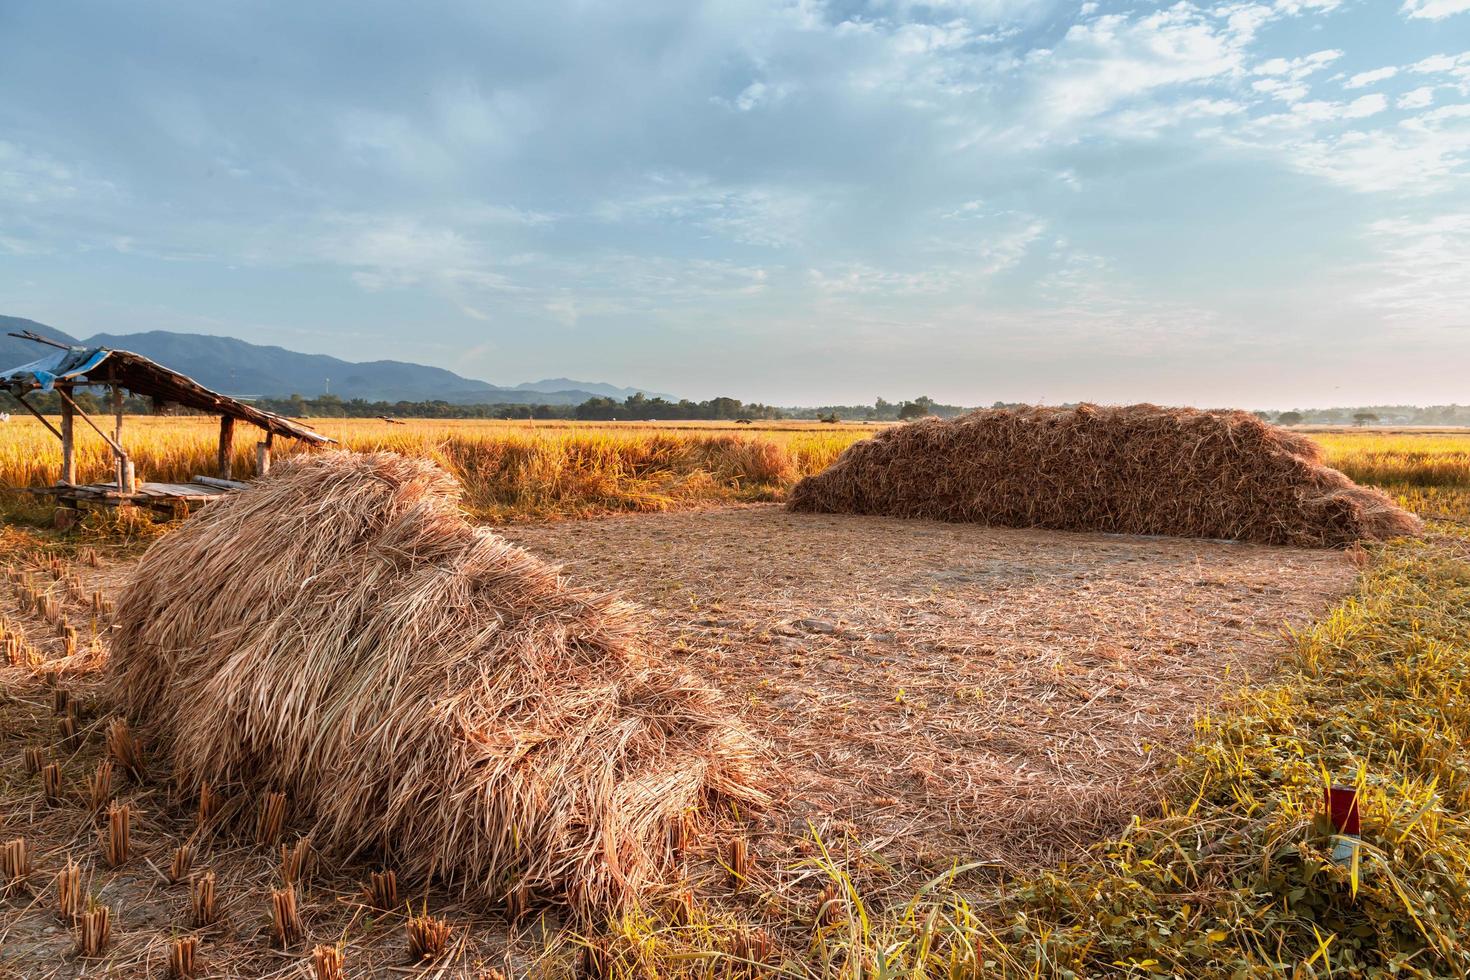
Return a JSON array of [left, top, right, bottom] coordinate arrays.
[[109, 451, 767, 913], [788, 405, 1421, 547]]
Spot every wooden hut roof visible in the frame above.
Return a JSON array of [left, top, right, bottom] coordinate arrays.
[[1, 331, 332, 445]]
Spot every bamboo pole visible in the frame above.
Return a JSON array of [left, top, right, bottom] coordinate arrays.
[[59, 388, 75, 486], [218, 416, 235, 480], [257, 431, 274, 477]]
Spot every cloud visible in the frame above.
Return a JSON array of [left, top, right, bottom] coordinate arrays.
[[1345, 66, 1399, 89], [1401, 0, 1470, 19], [1274, 103, 1470, 193], [1035, 6, 1261, 125], [1399, 86, 1437, 108], [1359, 214, 1470, 327]]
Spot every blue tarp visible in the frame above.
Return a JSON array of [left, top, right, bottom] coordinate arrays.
[[1, 347, 111, 395]]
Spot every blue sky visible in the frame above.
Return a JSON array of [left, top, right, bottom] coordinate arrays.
[[1, 0, 1467, 406]]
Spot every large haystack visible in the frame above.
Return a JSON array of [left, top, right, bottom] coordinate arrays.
[[788, 405, 1421, 547], [109, 451, 767, 913]]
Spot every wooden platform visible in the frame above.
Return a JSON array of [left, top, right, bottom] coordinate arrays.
[[19, 476, 246, 509]]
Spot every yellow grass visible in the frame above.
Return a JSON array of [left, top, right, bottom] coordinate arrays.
[[0, 416, 868, 521], [3, 416, 1469, 520]]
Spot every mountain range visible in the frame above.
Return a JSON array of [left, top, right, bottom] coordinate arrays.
[[0, 316, 673, 405]]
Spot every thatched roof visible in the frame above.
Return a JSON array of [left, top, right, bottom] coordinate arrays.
[[1, 331, 330, 444]]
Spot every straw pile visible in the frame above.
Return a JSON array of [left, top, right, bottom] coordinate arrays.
[[108, 451, 767, 913], [788, 405, 1421, 547]]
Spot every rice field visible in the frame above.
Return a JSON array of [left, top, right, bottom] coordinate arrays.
[[3, 417, 1470, 975], [2, 415, 1467, 521], [0, 416, 866, 521]]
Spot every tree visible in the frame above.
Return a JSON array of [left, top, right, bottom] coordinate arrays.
[[1353, 412, 1379, 427], [1278, 411, 1303, 426], [898, 401, 927, 420]]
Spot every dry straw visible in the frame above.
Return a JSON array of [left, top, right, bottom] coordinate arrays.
[[2, 838, 30, 893], [406, 907, 453, 963], [788, 404, 1423, 547], [311, 944, 346, 980], [77, 902, 111, 957], [190, 870, 216, 927], [41, 762, 63, 806], [102, 802, 131, 866], [366, 869, 398, 912], [55, 857, 82, 923], [280, 836, 313, 887], [167, 936, 198, 979], [106, 717, 146, 781], [170, 840, 194, 883], [88, 761, 114, 812], [270, 884, 303, 947], [109, 451, 767, 914], [256, 790, 287, 846]]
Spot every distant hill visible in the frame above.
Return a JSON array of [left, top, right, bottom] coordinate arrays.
[[515, 378, 675, 401], [0, 316, 83, 366], [0, 316, 670, 405]]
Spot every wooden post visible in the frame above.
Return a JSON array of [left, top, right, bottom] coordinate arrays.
[[256, 430, 273, 477], [59, 388, 76, 486], [217, 416, 235, 480], [112, 385, 131, 493]]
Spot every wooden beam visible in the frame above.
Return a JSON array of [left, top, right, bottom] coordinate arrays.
[[59, 388, 76, 486], [12, 394, 63, 441], [218, 415, 235, 480], [54, 388, 125, 457]]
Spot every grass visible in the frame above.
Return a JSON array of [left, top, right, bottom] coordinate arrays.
[[0, 417, 865, 521], [4, 416, 1468, 523]]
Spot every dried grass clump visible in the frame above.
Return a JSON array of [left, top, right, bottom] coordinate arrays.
[[406, 908, 453, 962], [167, 936, 198, 978], [109, 451, 766, 914], [77, 902, 111, 956], [311, 944, 346, 980], [788, 405, 1423, 547]]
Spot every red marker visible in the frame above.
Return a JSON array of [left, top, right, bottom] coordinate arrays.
[[1326, 784, 1361, 866]]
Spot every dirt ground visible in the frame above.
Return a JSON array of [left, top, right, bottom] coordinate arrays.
[[0, 506, 1355, 977], [502, 505, 1356, 888]]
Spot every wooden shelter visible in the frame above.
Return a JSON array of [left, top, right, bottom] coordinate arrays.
[[2, 330, 331, 511]]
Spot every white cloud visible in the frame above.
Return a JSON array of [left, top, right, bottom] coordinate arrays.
[[1277, 103, 1470, 193], [1251, 49, 1342, 103], [1035, 6, 1262, 124], [1359, 214, 1470, 327], [1399, 86, 1437, 108], [1345, 67, 1399, 89], [1401, 0, 1470, 20]]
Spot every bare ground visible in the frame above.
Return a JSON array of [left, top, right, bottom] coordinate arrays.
[[501, 505, 1356, 891], [0, 506, 1355, 976]]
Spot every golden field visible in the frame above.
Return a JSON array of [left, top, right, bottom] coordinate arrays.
[[3, 415, 1469, 520], [0, 416, 868, 520]]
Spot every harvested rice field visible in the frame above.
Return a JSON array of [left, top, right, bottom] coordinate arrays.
[[0, 496, 1356, 978], [1, 424, 1467, 977], [502, 506, 1355, 878]]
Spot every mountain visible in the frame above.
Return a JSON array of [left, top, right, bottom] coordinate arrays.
[[1, 317, 669, 405], [0, 315, 83, 366], [516, 378, 675, 401]]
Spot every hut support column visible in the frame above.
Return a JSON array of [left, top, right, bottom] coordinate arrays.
[[256, 431, 273, 477], [218, 416, 235, 480], [59, 388, 76, 486], [111, 385, 135, 493]]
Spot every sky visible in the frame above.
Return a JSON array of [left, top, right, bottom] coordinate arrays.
[[1, 0, 1468, 407]]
